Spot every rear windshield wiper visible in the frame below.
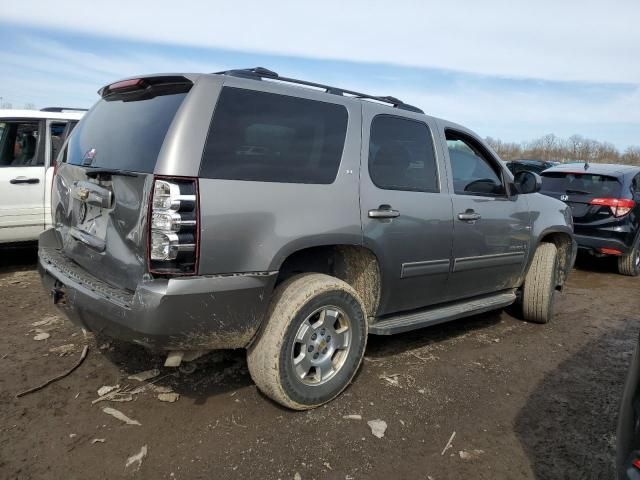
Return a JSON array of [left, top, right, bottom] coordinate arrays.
[[85, 168, 138, 178], [564, 189, 591, 195]]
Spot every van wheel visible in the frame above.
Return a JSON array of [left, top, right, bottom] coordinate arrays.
[[618, 244, 640, 277], [522, 242, 558, 324], [247, 273, 367, 410]]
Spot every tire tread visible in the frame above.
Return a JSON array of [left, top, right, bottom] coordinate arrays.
[[522, 242, 558, 324]]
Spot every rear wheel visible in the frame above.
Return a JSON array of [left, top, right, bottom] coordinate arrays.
[[522, 242, 558, 324], [618, 243, 640, 277], [247, 273, 367, 410]]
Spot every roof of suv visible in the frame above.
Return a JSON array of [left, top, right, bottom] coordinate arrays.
[[543, 162, 640, 177], [101, 68, 427, 116], [0, 109, 85, 121]]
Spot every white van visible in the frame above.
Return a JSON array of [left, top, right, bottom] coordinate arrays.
[[0, 108, 84, 244]]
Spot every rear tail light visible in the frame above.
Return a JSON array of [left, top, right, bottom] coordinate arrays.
[[148, 177, 199, 275], [599, 247, 623, 255], [590, 198, 635, 217]]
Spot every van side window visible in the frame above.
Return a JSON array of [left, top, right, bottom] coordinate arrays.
[[200, 88, 348, 184], [50, 122, 67, 164], [446, 132, 505, 196], [0, 121, 41, 167], [368, 115, 439, 192]]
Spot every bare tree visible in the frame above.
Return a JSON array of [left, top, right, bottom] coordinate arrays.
[[485, 133, 640, 166], [622, 146, 640, 166]]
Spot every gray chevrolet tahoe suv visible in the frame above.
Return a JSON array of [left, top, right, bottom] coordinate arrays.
[[38, 67, 577, 409]]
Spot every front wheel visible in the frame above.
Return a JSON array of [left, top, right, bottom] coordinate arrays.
[[247, 273, 367, 410], [522, 242, 558, 324], [618, 243, 640, 277]]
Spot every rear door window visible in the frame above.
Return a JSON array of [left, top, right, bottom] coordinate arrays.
[[541, 172, 622, 197], [200, 87, 348, 184], [0, 121, 41, 167], [368, 115, 439, 192], [67, 89, 189, 173]]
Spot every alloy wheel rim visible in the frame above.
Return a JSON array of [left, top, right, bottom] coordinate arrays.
[[290, 306, 352, 386]]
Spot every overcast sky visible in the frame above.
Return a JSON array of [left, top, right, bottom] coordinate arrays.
[[0, 0, 638, 149]]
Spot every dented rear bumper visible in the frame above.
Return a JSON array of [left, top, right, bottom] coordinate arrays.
[[38, 231, 276, 351]]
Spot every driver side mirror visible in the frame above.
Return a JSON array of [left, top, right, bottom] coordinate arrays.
[[514, 171, 542, 194]]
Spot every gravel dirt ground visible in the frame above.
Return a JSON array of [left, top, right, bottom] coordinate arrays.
[[0, 247, 638, 480]]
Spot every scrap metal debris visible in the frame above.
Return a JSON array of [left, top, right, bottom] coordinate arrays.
[[125, 445, 148, 471], [97, 385, 120, 397], [128, 369, 161, 382], [157, 392, 180, 403], [441, 431, 456, 456], [31, 316, 61, 327], [16, 345, 89, 398], [367, 419, 387, 439], [49, 344, 75, 356], [102, 407, 141, 426], [459, 449, 485, 461], [379, 373, 400, 387], [92, 384, 148, 404], [342, 414, 362, 420]]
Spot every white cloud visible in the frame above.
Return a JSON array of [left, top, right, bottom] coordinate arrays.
[[0, 0, 638, 84]]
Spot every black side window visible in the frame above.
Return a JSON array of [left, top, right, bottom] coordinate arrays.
[[632, 174, 640, 195], [368, 115, 438, 192], [200, 88, 348, 184], [0, 121, 41, 167], [446, 132, 505, 196]]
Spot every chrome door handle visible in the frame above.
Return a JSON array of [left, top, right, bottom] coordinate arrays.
[[369, 205, 400, 219], [10, 177, 40, 184], [457, 211, 481, 222]]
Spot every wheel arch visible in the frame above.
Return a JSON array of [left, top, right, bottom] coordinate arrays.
[[274, 244, 382, 318], [529, 227, 576, 289]]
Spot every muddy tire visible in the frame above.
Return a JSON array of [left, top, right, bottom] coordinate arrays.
[[522, 242, 558, 324], [617, 243, 640, 277], [247, 273, 367, 410]]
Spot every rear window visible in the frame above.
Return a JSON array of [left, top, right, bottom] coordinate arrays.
[[541, 172, 622, 197], [200, 87, 348, 184], [67, 89, 188, 173], [368, 115, 439, 192]]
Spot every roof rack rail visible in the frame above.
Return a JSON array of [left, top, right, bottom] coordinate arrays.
[[40, 107, 88, 112], [214, 67, 424, 114]]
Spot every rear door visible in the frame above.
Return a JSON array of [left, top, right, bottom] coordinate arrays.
[[52, 78, 192, 291], [441, 128, 530, 300], [0, 119, 46, 242], [360, 107, 454, 315]]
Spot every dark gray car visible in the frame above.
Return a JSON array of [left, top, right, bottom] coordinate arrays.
[[38, 68, 577, 409]]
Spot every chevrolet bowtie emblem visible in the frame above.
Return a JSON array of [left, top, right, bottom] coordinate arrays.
[[78, 187, 89, 201]]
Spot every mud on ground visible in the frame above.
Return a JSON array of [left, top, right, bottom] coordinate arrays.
[[0, 247, 638, 479]]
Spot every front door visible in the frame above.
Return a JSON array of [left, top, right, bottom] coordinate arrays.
[[361, 107, 454, 316], [442, 128, 530, 300], [0, 119, 46, 243]]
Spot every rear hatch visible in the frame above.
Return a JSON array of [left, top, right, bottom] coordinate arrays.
[[52, 77, 192, 291], [540, 171, 627, 223]]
